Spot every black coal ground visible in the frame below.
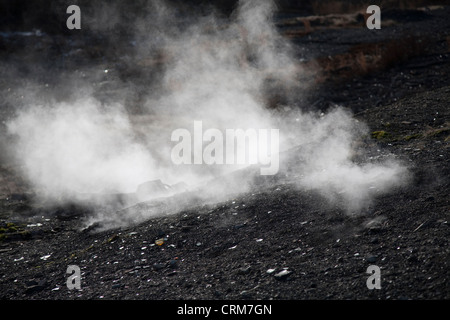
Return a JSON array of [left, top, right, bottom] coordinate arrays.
[[0, 84, 448, 299], [0, 6, 449, 300]]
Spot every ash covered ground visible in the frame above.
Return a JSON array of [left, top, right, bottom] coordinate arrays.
[[0, 0, 449, 300]]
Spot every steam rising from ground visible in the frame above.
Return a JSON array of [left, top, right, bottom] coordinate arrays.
[[7, 98, 156, 195], [5, 0, 409, 223], [291, 107, 409, 212]]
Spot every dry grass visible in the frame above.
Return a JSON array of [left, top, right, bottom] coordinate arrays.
[[302, 19, 312, 35], [311, 1, 366, 15], [423, 124, 450, 139], [310, 0, 444, 15], [312, 36, 430, 82], [282, 13, 366, 39]]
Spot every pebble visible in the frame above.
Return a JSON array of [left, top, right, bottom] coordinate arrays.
[[169, 260, 178, 269], [24, 280, 47, 295], [274, 269, 292, 280], [153, 263, 165, 271], [26, 223, 42, 227], [240, 290, 253, 299], [237, 266, 251, 275]]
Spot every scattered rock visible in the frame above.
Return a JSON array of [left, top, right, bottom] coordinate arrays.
[[153, 263, 165, 271], [364, 216, 387, 233], [136, 180, 172, 201], [24, 280, 47, 295], [266, 268, 276, 275], [107, 234, 119, 243], [168, 259, 178, 269], [274, 269, 292, 280], [237, 265, 251, 275], [239, 290, 253, 299]]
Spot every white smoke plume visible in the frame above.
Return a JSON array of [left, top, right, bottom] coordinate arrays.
[[4, 0, 409, 223], [288, 107, 409, 213], [7, 97, 156, 195]]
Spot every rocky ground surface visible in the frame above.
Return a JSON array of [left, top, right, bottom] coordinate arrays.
[[0, 4, 449, 300]]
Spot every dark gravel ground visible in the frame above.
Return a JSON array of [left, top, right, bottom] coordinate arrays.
[[0, 4, 449, 301]]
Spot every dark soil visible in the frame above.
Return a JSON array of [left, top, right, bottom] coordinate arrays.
[[0, 3, 449, 300]]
